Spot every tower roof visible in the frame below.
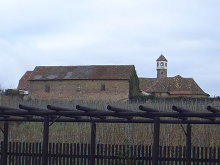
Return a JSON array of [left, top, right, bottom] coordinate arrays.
[[156, 54, 168, 62]]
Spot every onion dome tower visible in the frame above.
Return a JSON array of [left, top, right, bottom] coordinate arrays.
[[156, 54, 168, 78]]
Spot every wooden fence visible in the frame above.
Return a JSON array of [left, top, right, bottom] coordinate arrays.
[[0, 142, 220, 165]]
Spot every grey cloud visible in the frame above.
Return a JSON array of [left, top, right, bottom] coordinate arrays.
[[0, 0, 220, 96]]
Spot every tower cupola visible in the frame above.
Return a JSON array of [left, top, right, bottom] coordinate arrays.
[[156, 54, 168, 78]]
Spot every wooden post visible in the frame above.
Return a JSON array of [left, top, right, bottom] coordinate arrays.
[[153, 117, 160, 165], [90, 122, 96, 165], [42, 117, 49, 165], [3, 122, 8, 165], [186, 124, 191, 164]]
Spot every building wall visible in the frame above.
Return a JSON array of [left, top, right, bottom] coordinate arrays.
[[29, 79, 130, 101], [169, 95, 208, 98], [153, 92, 208, 98], [157, 69, 167, 78], [153, 92, 168, 97]]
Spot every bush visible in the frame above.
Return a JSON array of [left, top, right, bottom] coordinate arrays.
[[5, 89, 19, 96]]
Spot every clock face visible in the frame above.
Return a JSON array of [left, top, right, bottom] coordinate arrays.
[[160, 62, 164, 66]]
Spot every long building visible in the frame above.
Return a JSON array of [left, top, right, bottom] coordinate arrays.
[[18, 65, 140, 101]]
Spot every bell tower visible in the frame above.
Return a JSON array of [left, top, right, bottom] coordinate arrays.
[[156, 54, 168, 78]]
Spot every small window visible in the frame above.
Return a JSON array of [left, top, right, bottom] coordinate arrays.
[[77, 84, 81, 91], [165, 63, 167, 67], [157, 62, 159, 67], [160, 62, 164, 66], [45, 85, 50, 92], [101, 84, 105, 91]]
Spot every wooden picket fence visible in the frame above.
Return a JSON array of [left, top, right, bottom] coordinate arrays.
[[0, 142, 220, 164]]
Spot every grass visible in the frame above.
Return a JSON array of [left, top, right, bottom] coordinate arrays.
[[1, 121, 220, 147], [1, 97, 220, 147]]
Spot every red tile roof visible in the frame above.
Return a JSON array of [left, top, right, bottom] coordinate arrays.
[[139, 75, 209, 96], [29, 65, 135, 81], [17, 71, 33, 90]]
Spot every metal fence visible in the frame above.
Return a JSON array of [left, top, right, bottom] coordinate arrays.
[[1, 142, 220, 165]]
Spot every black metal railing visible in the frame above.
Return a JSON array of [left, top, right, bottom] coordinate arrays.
[[1, 142, 220, 165]]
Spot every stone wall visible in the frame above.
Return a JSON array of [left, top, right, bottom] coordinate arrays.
[[0, 94, 21, 107], [29, 79, 130, 101], [153, 92, 208, 98]]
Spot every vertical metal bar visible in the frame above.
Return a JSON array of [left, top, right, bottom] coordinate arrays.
[[186, 124, 191, 165], [153, 116, 160, 165], [3, 122, 9, 165], [90, 122, 96, 165], [42, 116, 49, 165], [107, 144, 111, 165]]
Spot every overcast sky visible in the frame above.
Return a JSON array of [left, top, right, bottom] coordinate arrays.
[[0, 0, 220, 97]]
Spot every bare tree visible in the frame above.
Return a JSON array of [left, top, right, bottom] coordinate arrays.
[[0, 83, 4, 93]]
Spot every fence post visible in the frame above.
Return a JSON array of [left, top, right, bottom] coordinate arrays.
[[42, 116, 49, 165], [153, 117, 160, 165], [3, 122, 8, 165], [90, 122, 96, 165], [186, 124, 191, 164]]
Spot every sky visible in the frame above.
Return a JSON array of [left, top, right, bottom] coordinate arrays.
[[0, 0, 220, 97]]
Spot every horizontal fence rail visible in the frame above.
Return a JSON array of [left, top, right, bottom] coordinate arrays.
[[0, 142, 220, 165]]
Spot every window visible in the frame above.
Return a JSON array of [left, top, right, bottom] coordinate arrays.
[[165, 63, 167, 67], [157, 62, 159, 67], [101, 84, 105, 91], [45, 85, 50, 92], [160, 62, 164, 66], [161, 71, 163, 74], [77, 84, 81, 91]]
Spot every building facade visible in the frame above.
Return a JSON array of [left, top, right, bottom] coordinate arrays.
[[18, 65, 140, 101], [139, 54, 209, 98]]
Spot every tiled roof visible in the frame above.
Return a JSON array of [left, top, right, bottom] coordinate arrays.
[[156, 54, 168, 61], [29, 65, 135, 81], [17, 71, 33, 90], [139, 75, 209, 96], [168, 91, 192, 95]]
